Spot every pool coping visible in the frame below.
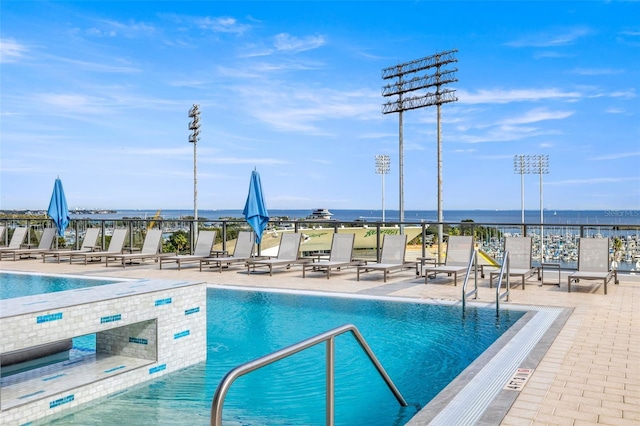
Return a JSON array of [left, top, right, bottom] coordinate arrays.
[[408, 304, 572, 425]]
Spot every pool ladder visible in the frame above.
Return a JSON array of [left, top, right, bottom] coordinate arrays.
[[461, 249, 479, 312], [210, 323, 408, 426], [460, 249, 511, 316], [494, 250, 511, 315]]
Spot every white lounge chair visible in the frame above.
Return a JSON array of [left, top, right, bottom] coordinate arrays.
[[0, 228, 56, 261], [0, 227, 28, 251], [356, 234, 415, 282], [488, 236, 537, 289], [106, 229, 172, 267], [303, 233, 360, 279], [159, 230, 217, 270], [42, 228, 101, 263], [424, 235, 474, 285], [568, 238, 618, 294], [70, 228, 128, 265], [200, 231, 255, 273], [246, 233, 305, 276]]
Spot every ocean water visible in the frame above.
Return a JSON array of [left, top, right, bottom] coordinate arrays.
[[71, 209, 640, 225]]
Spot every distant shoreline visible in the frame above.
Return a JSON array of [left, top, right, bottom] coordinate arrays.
[[2, 208, 638, 225]]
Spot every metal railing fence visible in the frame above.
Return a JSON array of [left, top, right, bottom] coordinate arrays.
[[1, 217, 638, 272]]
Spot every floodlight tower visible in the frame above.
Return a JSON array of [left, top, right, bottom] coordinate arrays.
[[375, 155, 390, 222], [188, 104, 201, 253], [515, 154, 549, 260], [534, 155, 550, 261], [514, 155, 532, 224], [382, 49, 458, 260]]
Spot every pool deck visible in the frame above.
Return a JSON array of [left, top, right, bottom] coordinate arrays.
[[2, 258, 639, 425]]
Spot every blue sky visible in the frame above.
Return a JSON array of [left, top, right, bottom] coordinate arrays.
[[1, 1, 639, 212]]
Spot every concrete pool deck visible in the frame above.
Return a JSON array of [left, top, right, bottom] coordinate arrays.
[[2, 259, 639, 425]]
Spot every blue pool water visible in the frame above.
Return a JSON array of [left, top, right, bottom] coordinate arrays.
[[0, 272, 120, 300], [40, 286, 525, 425]]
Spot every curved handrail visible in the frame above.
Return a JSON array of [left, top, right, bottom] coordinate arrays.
[[210, 323, 407, 426], [461, 249, 479, 311], [495, 250, 510, 315]]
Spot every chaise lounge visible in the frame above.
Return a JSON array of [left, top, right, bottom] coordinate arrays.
[[200, 231, 255, 273], [424, 235, 474, 285], [42, 228, 101, 263], [0, 228, 56, 261], [106, 229, 173, 267], [69, 228, 128, 265], [160, 230, 217, 270], [302, 233, 359, 279], [487, 236, 537, 289], [246, 233, 304, 276], [568, 237, 619, 294], [356, 234, 415, 282]]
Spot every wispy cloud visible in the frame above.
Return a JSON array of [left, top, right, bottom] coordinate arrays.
[[0, 38, 27, 63], [89, 19, 157, 38], [497, 108, 574, 125], [195, 16, 251, 34], [570, 68, 624, 76], [47, 55, 141, 73], [590, 152, 640, 161], [233, 84, 379, 133], [241, 33, 326, 57], [457, 88, 582, 104], [273, 33, 325, 53], [548, 176, 640, 185], [505, 27, 591, 48], [200, 156, 288, 165], [455, 125, 561, 144]]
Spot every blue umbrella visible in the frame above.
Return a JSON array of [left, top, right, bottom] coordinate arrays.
[[48, 177, 70, 237], [242, 170, 269, 244]]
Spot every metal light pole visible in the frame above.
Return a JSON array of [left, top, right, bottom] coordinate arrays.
[[375, 155, 390, 222], [382, 49, 458, 260], [188, 104, 201, 252], [514, 155, 531, 224], [515, 154, 549, 260], [535, 155, 550, 261]]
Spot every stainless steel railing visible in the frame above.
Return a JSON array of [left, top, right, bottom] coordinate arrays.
[[210, 323, 407, 426], [461, 249, 479, 311], [495, 250, 511, 315]]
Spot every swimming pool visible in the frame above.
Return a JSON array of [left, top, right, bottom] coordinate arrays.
[[0, 272, 122, 300], [35, 285, 526, 425]]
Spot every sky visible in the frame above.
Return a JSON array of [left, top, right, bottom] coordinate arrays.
[[1, 1, 639, 213]]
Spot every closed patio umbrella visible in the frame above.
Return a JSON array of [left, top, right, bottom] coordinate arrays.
[[48, 177, 70, 237], [242, 170, 269, 245]]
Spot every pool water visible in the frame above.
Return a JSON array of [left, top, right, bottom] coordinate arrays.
[[42, 287, 525, 425], [0, 272, 119, 300]]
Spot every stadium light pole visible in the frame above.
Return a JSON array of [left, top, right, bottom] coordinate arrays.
[[382, 49, 458, 261], [514, 155, 531, 225], [375, 155, 390, 222], [188, 104, 201, 252], [515, 154, 549, 260], [535, 155, 550, 261]]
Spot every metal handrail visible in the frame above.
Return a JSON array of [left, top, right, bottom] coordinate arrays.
[[495, 250, 511, 315], [461, 249, 479, 311], [210, 323, 407, 426]]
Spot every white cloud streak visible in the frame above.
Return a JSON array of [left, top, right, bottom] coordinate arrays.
[[505, 27, 591, 48], [0, 38, 27, 63], [273, 33, 325, 53], [457, 88, 582, 104]]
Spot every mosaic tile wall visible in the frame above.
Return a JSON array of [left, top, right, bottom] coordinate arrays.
[[0, 279, 207, 425]]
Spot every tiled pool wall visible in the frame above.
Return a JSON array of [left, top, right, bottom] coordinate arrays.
[[0, 279, 207, 425]]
